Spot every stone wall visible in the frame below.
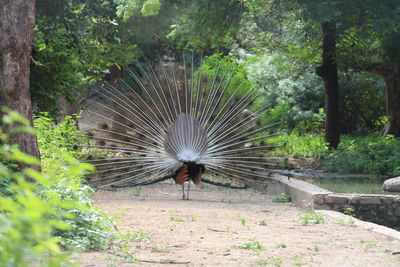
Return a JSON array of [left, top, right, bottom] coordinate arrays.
[[314, 193, 400, 229], [267, 175, 400, 230]]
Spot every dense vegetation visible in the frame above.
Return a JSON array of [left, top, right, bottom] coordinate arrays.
[[0, 109, 116, 266], [0, 0, 400, 265]]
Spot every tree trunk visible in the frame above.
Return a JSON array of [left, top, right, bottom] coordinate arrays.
[[361, 60, 400, 137], [316, 21, 340, 149], [0, 0, 40, 166], [109, 65, 127, 136], [382, 62, 400, 136]]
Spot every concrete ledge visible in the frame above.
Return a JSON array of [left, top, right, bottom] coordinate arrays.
[[267, 174, 331, 208], [267, 174, 400, 232]]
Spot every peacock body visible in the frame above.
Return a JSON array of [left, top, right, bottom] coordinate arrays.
[[81, 54, 277, 199]]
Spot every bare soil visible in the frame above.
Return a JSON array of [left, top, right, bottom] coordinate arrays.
[[78, 181, 400, 267]]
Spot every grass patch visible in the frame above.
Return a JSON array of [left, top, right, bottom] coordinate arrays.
[[297, 210, 325, 225], [272, 193, 292, 202], [237, 238, 265, 251]]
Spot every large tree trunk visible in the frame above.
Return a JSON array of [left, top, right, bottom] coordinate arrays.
[[316, 21, 340, 148], [383, 63, 400, 136], [0, 0, 40, 164], [109, 65, 127, 137], [362, 60, 400, 136]]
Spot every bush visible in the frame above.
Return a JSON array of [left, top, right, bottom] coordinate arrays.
[[0, 108, 70, 266], [322, 135, 400, 177], [245, 53, 324, 130], [34, 114, 116, 251], [268, 132, 329, 158]]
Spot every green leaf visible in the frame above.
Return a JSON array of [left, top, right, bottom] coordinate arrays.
[[11, 150, 40, 165]]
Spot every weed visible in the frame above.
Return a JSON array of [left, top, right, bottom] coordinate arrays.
[[297, 211, 325, 225], [237, 238, 264, 251], [257, 219, 268, 226], [292, 256, 307, 266], [169, 212, 185, 222], [132, 187, 141, 196], [343, 207, 355, 216], [382, 248, 392, 253], [207, 250, 216, 254], [272, 257, 283, 266], [272, 193, 292, 203], [363, 241, 376, 250], [107, 232, 142, 266], [190, 216, 197, 222], [238, 216, 248, 226], [130, 230, 150, 242], [314, 245, 320, 252], [151, 244, 170, 253], [169, 225, 176, 231], [254, 258, 270, 265], [337, 217, 355, 226], [274, 243, 287, 248]]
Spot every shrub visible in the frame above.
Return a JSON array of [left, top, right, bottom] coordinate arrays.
[[272, 193, 292, 203], [0, 108, 70, 266], [268, 132, 329, 158], [322, 135, 400, 177], [34, 114, 116, 251]]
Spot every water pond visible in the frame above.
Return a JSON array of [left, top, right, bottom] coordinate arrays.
[[308, 176, 399, 195]]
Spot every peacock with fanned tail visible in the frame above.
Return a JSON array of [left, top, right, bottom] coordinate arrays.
[[81, 54, 279, 200]]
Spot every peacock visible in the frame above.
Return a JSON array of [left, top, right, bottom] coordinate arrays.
[[80, 54, 278, 199]]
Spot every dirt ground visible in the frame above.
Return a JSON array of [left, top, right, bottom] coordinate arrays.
[[78, 181, 400, 267]]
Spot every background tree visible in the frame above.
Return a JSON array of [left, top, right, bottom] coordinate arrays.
[[0, 0, 40, 162]]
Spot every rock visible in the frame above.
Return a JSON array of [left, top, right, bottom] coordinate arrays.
[[358, 196, 382, 205], [313, 194, 327, 204], [383, 177, 400, 192], [324, 194, 348, 205]]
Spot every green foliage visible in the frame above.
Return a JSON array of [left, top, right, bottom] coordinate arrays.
[[201, 54, 252, 100], [274, 243, 287, 248], [0, 109, 71, 266], [246, 53, 324, 130], [322, 135, 400, 177], [237, 238, 265, 251], [257, 219, 267, 226], [33, 114, 116, 252], [33, 0, 139, 117], [167, 0, 243, 51], [297, 211, 325, 225], [272, 193, 292, 203], [238, 216, 248, 226], [339, 73, 385, 134], [255, 257, 283, 266], [34, 113, 88, 160], [269, 132, 329, 158], [114, 0, 161, 20]]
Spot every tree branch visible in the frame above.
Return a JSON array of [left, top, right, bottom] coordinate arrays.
[[358, 61, 391, 78]]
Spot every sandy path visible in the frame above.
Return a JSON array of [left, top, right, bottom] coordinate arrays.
[[78, 181, 400, 266]]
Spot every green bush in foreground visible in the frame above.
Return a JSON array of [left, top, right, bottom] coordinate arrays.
[[0, 109, 70, 266], [0, 110, 116, 266], [34, 114, 116, 251]]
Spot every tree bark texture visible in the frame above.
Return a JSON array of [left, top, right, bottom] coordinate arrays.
[[316, 21, 340, 148], [109, 65, 128, 136], [361, 61, 400, 137], [382, 62, 400, 136], [0, 0, 40, 163]]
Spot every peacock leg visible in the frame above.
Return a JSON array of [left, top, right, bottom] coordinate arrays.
[[186, 180, 191, 200], [181, 184, 185, 200]]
